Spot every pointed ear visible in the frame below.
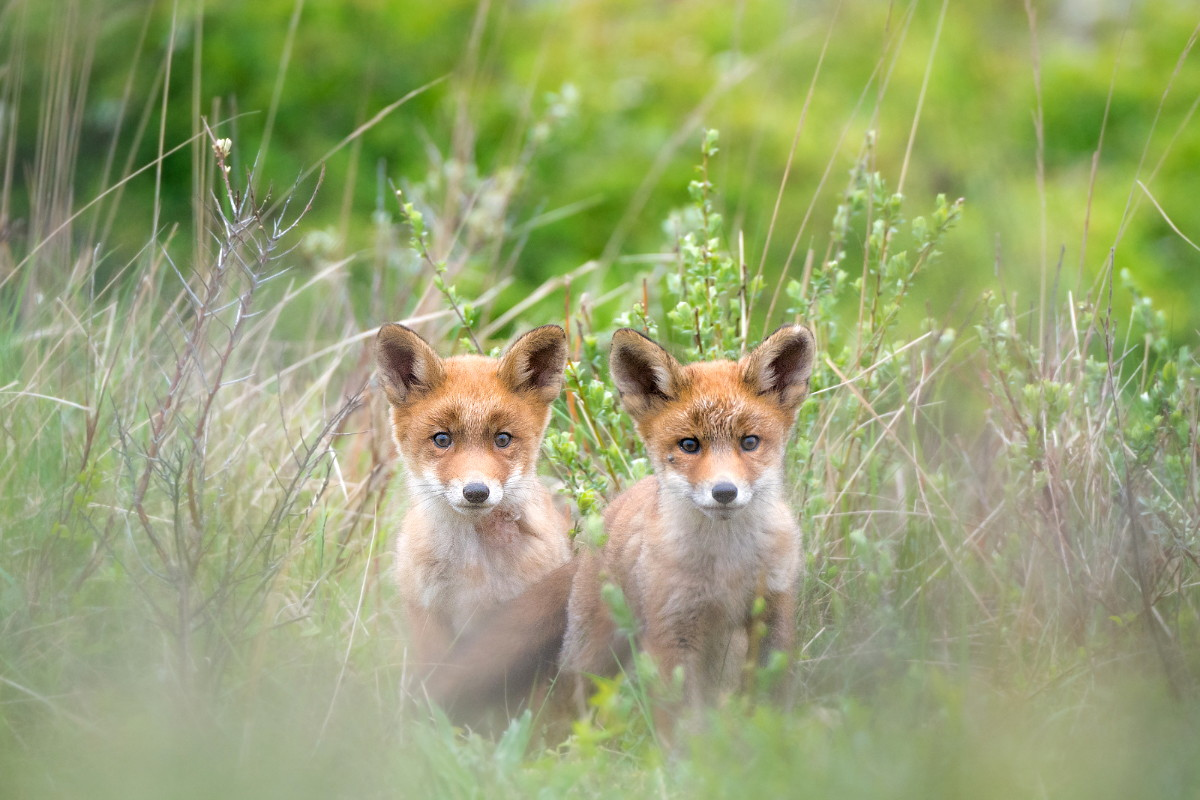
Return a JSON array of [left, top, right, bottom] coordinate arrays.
[[741, 324, 816, 411], [609, 328, 685, 417], [497, 325, 568, 403], [375, 323, 445, 406]]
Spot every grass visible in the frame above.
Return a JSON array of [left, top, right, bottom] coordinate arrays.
[[2, 2, 1199, 798]]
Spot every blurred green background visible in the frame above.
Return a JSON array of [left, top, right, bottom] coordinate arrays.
[[5, 0, 1199, 337]]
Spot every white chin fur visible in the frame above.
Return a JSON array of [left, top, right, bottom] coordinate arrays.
[[446, 498, 500, 515], [661, 472, 756, 517], [446, 484, 504, 514], [693, 503, 742, 520], [412, 470, 506, 515]]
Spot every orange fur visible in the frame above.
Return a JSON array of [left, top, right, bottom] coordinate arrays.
[[561, 325, 816, 729], [375, 324, 572, 693]]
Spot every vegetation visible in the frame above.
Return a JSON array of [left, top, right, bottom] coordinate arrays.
[[1, 1, 1198, 797]]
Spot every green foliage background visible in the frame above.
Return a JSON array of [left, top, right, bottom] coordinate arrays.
[[7, 0, 1200, 333]]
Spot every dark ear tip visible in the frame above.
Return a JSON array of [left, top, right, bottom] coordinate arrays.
[[770, 322, 814, 340], [611, 328, 652, 347], [514, 324, 567, 347], [763, 324, 816, 360], [538, 325, 568, 349], [376, 322, 421, 342]]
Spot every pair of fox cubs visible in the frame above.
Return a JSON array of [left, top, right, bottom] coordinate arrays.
[[375, 320, 815, 730]]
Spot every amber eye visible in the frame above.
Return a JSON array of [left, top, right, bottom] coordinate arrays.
[[740, 435, 760, 452], [679, 438, 700, 454], [494, 432, 512, 448], [432, 432, 452, 448]]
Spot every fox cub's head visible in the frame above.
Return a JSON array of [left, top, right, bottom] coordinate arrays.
[[376, 324, 567, 517], [610, 325, 815, 519]]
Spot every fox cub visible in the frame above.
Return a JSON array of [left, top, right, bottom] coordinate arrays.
[[561, 325, 815, 713], [374, 323, 572, 675]]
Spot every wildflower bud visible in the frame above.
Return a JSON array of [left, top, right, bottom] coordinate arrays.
[[212, 138, 233, 159]]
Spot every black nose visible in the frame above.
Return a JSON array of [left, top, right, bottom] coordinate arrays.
[[463, 482, 490, 504], [711, 482, 738, 504]]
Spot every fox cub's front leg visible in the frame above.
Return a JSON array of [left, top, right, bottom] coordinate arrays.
[[760, 587, 797, 660]]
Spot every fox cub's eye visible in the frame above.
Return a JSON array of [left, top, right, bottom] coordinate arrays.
[[679, 438, 700, 454], [432, 432, 452, 448], [740, 435, 760, 452], [494, 432, 512, 448]]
